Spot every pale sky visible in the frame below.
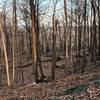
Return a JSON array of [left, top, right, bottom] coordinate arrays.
[[0, 0, 72, 27]]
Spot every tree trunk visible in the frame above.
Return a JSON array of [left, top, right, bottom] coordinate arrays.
[[91, 0, 96, 62], [90, 7, 94, 62], [98, 0, 100, 55], [12, 0, 17, 84], [52, 19, 57, 79], [30, 0, 38, 82], [75, 10, 78, 68], [64, 0, 69, 73], [0, 48, 2, 86], [36, 1, 44, 80], [83, 0, 87, 63], [0, 23, 11, 87]]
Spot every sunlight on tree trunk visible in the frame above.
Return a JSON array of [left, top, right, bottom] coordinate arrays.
[[0, 23, 11, 87]]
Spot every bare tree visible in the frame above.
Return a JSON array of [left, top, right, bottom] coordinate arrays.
[[0, 19, 11, 86], [64, 0, 68, 59], [51, 0, 58, 79], [12, 0, 17, 84]]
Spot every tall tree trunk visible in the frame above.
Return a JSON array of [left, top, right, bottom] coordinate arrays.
[[98, 0, 100, 55], [64, 0, 68, 57], [64, 0, 69, 73], [83, 0, 87, 63], [36, 1, 44, 80], [52, 18, 57, 79], [90, 7, 94, 62], [87, 14, 90, 52], [69, 0, 73, 76], [91, 0, 96, 62], [78, 14, 81, 60], [12, 0, 17, 84], [75, 10, 78, 67], [0, 23, 11, 87], [0, 48, 2, 86], [30, 0, 38, 82], [76, 4, 81, 65]]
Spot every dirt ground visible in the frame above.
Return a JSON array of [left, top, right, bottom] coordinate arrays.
[[0, 56, 100, 100]]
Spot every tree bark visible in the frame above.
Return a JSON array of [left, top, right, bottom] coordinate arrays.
[[0, 23, 11, 87], [30, 0, 38, 82], [52, 19, 57, 79], [12, 0, 17, 83]]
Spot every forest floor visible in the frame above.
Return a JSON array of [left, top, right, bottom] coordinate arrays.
[[0, 56, 100, 100]]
